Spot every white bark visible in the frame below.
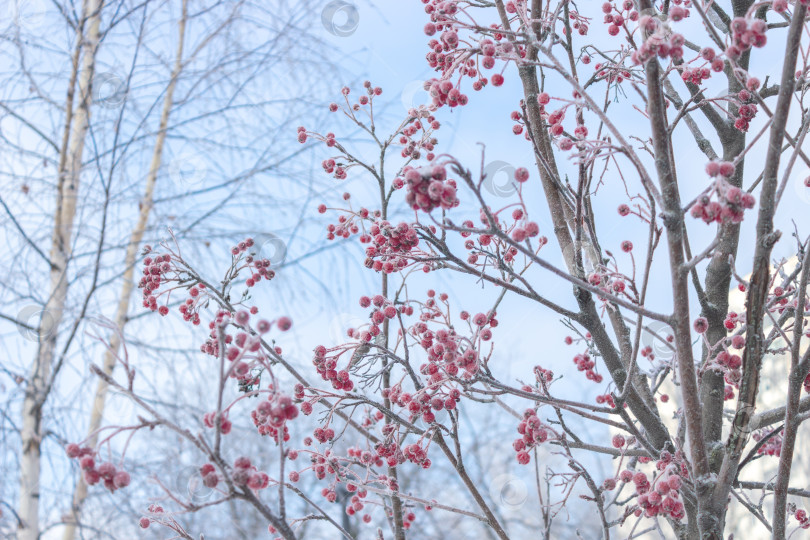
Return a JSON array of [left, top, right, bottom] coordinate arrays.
[[18, 0, 103, 538], [60, 4, 188, 538]]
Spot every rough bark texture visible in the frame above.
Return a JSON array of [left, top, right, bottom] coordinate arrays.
[[707, 4, 807, 538]]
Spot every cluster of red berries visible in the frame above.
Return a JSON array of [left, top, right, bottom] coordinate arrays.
[[532, 365, 554, 387], [313, 344, 356, 392], [770, 285, 805, 317], [690, 162, 756, 224], [301, 448, 342, 482], [200, 310, 290, 386], [374, 438, 407, 471], [615, 450, 687, 520], [231, 237, 276, 288], [424, 77, 470, 109], [359, 408, 387, 429], [401, 164, 459, 212], [176, 285, 208, 325], [66, 444, 131, 492], [545, 106, 569, 138], [587, 269, 630, 299], [461, 207, 545, 266], [387, 382, 461, 425], [734, 88, 760, 132], [230, 456, 270, 490], [421, 0, 536, 101], [320, 198, 377, 241], [571, 351, 605, 383], [723, 310, 741, 331], [513, 409, 551, 464], [347, 446, 385, 468], [460, 219, 525, 266], [508, 211, 541, 242], [309, 84, 391, 177], [403, 441, 433, 469], [310, 297, 404, 389], [325, 479, 371, 520], [364, 220, 421, 273], [639, 345, 658, 362], [411, 306, 491, 378], [753, 429, 783, 457], [138, 504, 166, 529], [328, 81, 383, 114], [320, 157, 346, 180], [681, 63, 714, 86], [251, 391, 298, 443], [313, 426, 337, 444], [203, 410, 232, 434], [601, 1, 638, 37], [139, 251, 175, 317], [595, 393, 617, 407], [565, 7, 590, 36], [424, 52, 485, 93], [712, 350, 743, 400], [727, 16, 768, 61], [398, 112, 440, 160], [794, 508, 810, 529], [197, 463, 220, 489], [631, 22, 686, 65]]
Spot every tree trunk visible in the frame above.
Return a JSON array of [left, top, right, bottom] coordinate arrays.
[[60, 4, 187, 538], [18, 1, 103, 538]]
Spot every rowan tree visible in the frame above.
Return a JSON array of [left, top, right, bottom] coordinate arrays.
[[62, 1, 810, 539]]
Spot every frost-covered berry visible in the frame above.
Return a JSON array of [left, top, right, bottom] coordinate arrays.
[[277, 316, 293, 331]]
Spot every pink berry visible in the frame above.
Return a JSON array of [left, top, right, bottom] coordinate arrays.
[[718, 161, 736, 177], [277, 316, 293, 331], [113, 470, 131, 488], [514, 167, 530, 183]]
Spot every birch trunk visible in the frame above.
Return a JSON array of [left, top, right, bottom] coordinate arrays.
[[18, 0, 103, 538], [60, 3, 188, 538]]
